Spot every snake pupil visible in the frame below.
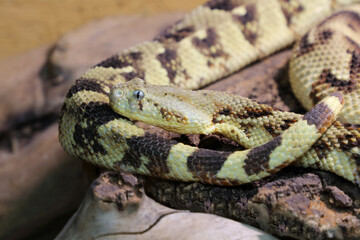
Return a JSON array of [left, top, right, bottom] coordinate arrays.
[[133, 90, 144, 100]]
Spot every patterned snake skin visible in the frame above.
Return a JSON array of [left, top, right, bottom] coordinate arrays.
[[59, 0, 360, 186]]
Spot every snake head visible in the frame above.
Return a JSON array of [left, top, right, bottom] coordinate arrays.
[[110, 78, 147, 112], [109, 78, 212, 134]]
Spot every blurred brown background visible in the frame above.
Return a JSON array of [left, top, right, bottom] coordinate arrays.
[[0, 1, 205, 239], [0, 0, 205, 60]]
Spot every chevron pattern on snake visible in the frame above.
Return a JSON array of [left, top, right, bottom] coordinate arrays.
[[58, 0, 360, 186]]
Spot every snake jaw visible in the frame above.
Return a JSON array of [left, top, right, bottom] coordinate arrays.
[[110, 79, 216, 134]]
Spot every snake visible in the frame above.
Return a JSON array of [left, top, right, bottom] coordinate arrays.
[[58, 0, 360, 187]]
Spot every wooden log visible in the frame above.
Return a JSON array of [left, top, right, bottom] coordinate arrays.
[[145, 169, 360, 239]]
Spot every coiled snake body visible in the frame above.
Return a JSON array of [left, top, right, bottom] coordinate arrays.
[[59, 0, 360, 186]]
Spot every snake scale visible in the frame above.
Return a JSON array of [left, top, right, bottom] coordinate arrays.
[[59, 0, 360, 187]]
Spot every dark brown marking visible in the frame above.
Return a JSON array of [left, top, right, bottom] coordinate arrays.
[[297, 9, 360, 57], [312, 122, 360, 160], [205, 0, 239, 11], [116, 133, 177, 176], [337, 134, 359, 150], [237, 105, 273, 119], [353, 153, 360, 167], [235, 4, 256, 24], [263, 123, 278, 137], [160, 107, 168, 119], [157, 48, 179, 82], [312, 141, 331, 160], [347, 23, 355, 31], [336, 123, 360, 151], [193, 28, 217, 49], [121, 71, 142, 81], [297, 29, 333, 57], [239, 122, 255, 138], [280, 119, 297, 131], [213, 104, 273, 124], [349, 50, 360, 86], [233, 4, 258, 44], [108, 74, 118, 82], [343, 123, 360, 131], [156, 26, 195, 43], [218, 108, 232, 116], [303, 101, 335, 132], [95, 52, 142, 68], [138, 100, 143, 111], [192, 28, 227, 59], [279, 0, 304, 25], [354, 153, 360, 184], [263, 119, 297, 137], [120, 150, 143, 169], [310, 68, 357, 104], [243, 136, 282, 176], [73, 123, 105, 154], [72, 102, 129, 155], [66, 78, 107, 98], [321, 30, 333, 41], [298, 11, 360, 56], [94, 52, 145, 81], [187, 149, 233, 182], [313, 122, 360, 159], [297, 32, 314, 56]]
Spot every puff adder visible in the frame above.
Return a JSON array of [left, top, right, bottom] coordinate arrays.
[[59, 0, 360, 186]]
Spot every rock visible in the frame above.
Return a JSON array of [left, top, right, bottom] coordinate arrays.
[[145, 169, 360, 240], [56, 172, 278, 240], [0, 45, 50, 133]]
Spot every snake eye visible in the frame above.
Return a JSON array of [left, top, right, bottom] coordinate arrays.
[[133, 90, 144, 100]]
